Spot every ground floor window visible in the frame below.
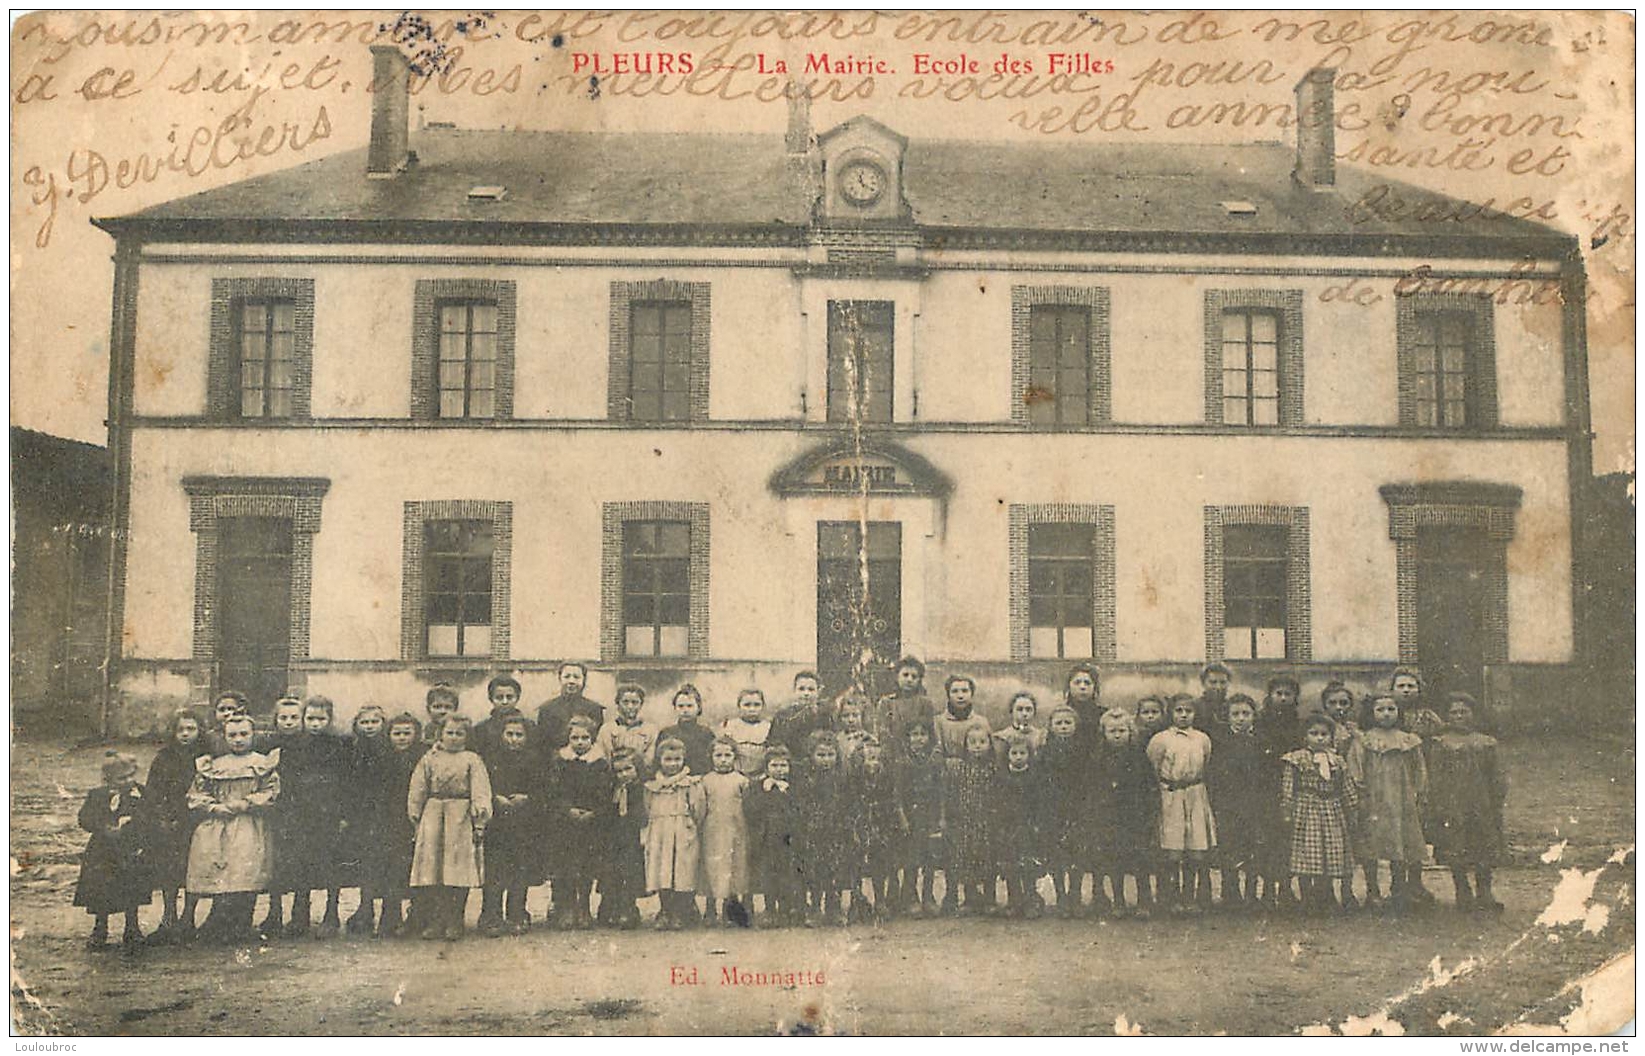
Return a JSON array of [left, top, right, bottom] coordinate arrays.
[[400, 500, 513, 663]]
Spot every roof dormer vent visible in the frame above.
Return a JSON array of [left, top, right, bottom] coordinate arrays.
[[1221, 200, 1258, 217], [467, 186, 507, 202]]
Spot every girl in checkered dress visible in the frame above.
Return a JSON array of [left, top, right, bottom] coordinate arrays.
[[1280, 714, 1359, 916]]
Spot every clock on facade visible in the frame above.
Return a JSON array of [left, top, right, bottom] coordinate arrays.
[[839, 159, 887, 206]]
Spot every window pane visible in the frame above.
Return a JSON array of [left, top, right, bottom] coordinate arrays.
[[460, 624, 490, 657], [1028, 626, 1061, 659], [241, 390, 264, 417], [242, 305, 267, 333], [656, 522, 690, 555], [1224, 627, 1254, 660], [1252, 343, 1278, 372], [625, 626, 657, 656], [1224, 396, 1249, 423], [1223, 370, 1247, 397], [469, 332, 496, 363], [658, 625, 689, 656], [439, 392, 465, 418], [1221, 313, 1247, 342], [1441, 347, 1466, 374], [1222, 343, 1248, 371], [658, 594, 690, 626], [271, 302, 295, 331], [661, 391, 690, 421], [1250, 313, 1278, 343], [1028, 593, 1059, 626], [1252, 371, 1279, 398], [1252, 400, 1278, 425], [1255, 627, 1287, 659], [427, 624, 460, 656], [1417, 402, 1438, 427], [818, 523, 856, 559], [470, 304, 497, 334], [1057, 396, 1087, 425], [1414, 346, 1436, 372], [1443, 401, 1467, 427], [469, 390, 494, 418], [1415, 375, 1436, 399], [265, 390, 292, 418], [1442, 375, 1467, 400], [630, 391, 661, 420], [1062, 625, 1094, 658], [1030, 523, 1091, 556]]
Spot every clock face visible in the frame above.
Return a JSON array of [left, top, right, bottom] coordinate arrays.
[[840, 160, 887, 206]]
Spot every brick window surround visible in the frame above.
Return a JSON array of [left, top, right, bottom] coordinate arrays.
[[208, 278, 316, 419], [1379, 482, 1519, 664], [400, 500, 513, 661], [1008, 503, 1117, 662], [1010, 285, 1112, 427], [411, 279, 517, 420], [1396, 292, 1498, 429], [607, 280, 711, 422], [1203, 289, 1305, 427], [183, 476, 329, 691], [1203, 504, 1312, 661], [600, 501, 710, 661]]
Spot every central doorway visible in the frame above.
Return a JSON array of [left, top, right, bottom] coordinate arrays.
[[216, 515, 294, 711], [817, 521, 901, 698], [1415, 526, 1492, 700]]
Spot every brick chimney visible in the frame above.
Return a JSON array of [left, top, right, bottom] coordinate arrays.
[[1293, 67, 1336, 189], [785, 79, 813, 155], [368, 45, 411, 179]]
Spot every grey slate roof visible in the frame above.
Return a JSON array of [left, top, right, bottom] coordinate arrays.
[[101, 126, 1569, 248]]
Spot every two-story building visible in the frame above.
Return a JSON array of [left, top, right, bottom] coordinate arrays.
[[93, 50, 1590, 733]]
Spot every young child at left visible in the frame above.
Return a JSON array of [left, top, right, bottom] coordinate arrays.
[[1147, 696, 1217, 914], [139, 706, 210, 943], [700, 735, 753, 926], [407, 714, 493, 940], [75, 751, 152, 950], [185, 713, 280, 945]]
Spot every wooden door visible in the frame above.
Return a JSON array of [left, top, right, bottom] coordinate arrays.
[[1415, 527, 1491, 700], [216, 516, 294, 712]]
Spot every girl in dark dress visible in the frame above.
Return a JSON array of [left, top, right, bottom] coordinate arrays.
[[848, 737, 907, 921], [1039, 706, 1089, 916], [996, 741, 1046, 918], [1209, 694, 1267, 909], [256, 697, 305, 935], [358, 712, 423, 937], [481, 715, 548, 935], [797, 731, 853, 927], [895, 720, 946, 916], [1092, 708, 1159, 918], [1426, 692, 1507, 913], [553, 715, 612, 929], [947, 725, 1000, 916], [745, 746, 802, 926], [598, 749, 649, 929], [75, 752, 151, 949], [343, 706, 393, 936], [140, 707, 210, 942], [1257, 679, 1303, 910], [278, 697, 352, 938]]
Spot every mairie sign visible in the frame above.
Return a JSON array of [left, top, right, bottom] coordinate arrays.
[[770, 439, 952, 499]]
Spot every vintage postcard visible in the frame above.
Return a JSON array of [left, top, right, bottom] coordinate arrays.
[[9, 8, 1635, 1038]]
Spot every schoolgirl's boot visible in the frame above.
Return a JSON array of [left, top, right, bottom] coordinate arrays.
[[477, 886, 505, 936], [314, 889, 342, 938], [285, 892, 313, 939], [1407, 866, 1437, 909], [1387, 868, 1410, 915], [377, 899, 402, 939], [444, 889, 467, 941], [1450, 868, 1475, 911], [346, 894, 376, 937], [256, 894, 285, 939], [85, 916, 110, 951], [1474, 870, 1504, 914], [120, 910, 146, 950]]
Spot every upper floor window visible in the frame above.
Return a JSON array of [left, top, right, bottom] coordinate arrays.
[[1397, 294, 1497, 430], [436, 300, 498, 419], [827, 300, 894, 424], [209, 278, 314, 420], [608, 280, 710, 423], [412, 279, 516, 421], [1203, 289, 1304, 428], [236, 300, 297, 419], [1028, 305, 1092, 427], [1220, 309, 1281, 427], [629, 301, 693, 422]]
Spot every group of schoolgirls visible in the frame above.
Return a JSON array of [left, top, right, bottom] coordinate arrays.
[[71, 657, 1507, 947]]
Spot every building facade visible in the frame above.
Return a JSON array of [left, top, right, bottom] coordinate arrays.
[[94, 51, 1591, 734]]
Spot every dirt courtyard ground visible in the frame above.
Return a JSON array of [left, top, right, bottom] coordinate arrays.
[[10, 733, 1635, 1036]]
